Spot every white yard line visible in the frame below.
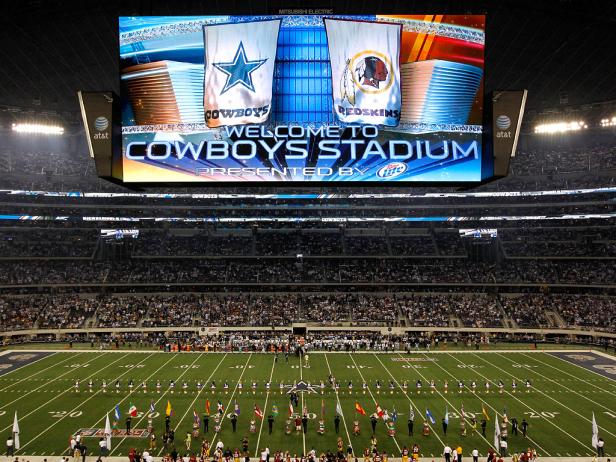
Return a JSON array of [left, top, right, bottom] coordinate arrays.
[[347, 353, 402, 453], [0, 352, 87, 407], [107, 353, 190, 455], [494, 352, 616, 438], [0, 352, 117, 433], [254, 355, 278, 457], [299, 351, 306, 456], [416, 352, 549, 456], [323, 353, 353, 455], [18, 353, 155, 451], [371, 353, 445, 447], [465, 352, 596, 453]]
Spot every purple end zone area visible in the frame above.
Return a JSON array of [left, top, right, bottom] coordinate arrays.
[[0, 351, 54, 376], [549, 351, 616, 381]]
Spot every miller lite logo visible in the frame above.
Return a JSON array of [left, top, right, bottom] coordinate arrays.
[[376, 162, 407, 179]]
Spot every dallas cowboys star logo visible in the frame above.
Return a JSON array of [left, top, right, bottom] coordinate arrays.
[[286, 381, 318, 395], [213, 42, 267, 95]]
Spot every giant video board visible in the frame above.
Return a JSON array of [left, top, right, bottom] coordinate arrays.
[[119, 15, 486, 183]]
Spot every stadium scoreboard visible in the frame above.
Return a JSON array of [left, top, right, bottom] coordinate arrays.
[[79, 14, 526, 185]]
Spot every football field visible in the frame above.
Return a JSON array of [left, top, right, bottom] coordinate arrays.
[[0, 349, 614, 459]]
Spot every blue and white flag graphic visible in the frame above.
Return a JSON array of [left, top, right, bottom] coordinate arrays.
[[324, 18, 402, 127], [203, 19, 281, 127]]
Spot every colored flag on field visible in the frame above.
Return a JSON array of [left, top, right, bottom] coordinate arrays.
[[203, 19, 281, 127], [289, 402, 294, 417], [382, 409, 390, 421], [104, 413, 111, 451], [114, 404, 121, 420], [205, 399, 211, 415], [324, 18, 402, 127], [391, 407, 398, 422], [302, 403, 308, 416], [149, 400, 155, 414], [425, 408, 435, 425], [592, 412, 600, 449], [409, 403, 415, 421], [12, 411, 20, 450], [376, 404, 385, 418], [193, 409, 200, 425], [165, 400, 173, 417], [482, 403, 490, 421], [493, 413, 500, 449], [355, 402, 367, 416], [254, 404, 264, 419], [444, 407, 449, 425], [502, 408, 508, 424], [217, 400, 224, 414], [128, 402, 138, 417], [321, 399, 325, 418], [336, 401, 343, 416], [271, 404, 279, 417]]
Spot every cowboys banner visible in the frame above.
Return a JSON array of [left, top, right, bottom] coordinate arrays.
[[203, 20, 281, 127], [118, 15, 486, 183], [324, 18, 402, 127]]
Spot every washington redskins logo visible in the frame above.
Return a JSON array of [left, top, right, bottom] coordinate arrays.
[[341, 50, 394, 106]]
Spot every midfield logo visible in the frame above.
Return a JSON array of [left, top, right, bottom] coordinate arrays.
[[286, 380, 319, 395]]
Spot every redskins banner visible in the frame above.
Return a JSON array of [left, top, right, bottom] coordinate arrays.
[[324, 18, 402, 127], [203, 19, 281, 127]]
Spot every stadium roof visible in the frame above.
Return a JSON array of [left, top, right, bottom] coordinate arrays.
[[1, 0, 615, 119]]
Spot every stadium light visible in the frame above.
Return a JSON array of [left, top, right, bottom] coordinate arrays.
[[600, 117, 616, 128], [11, 122, 64, 135], [534, 120, 587, 134]]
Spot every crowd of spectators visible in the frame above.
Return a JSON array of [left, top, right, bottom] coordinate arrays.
[[1, 292, 614, 331], [0, 259, 614, 286]]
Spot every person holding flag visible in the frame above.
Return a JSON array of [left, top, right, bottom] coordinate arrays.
[[193, 410, 201, 437], [113, 405, 121, 436], [166, 401, 173, 418], [592, 413, 604, 457], [234, 400, 241, 416], [126, 403, 136, 436], [104, 413, 112, 454], [147, 401, 155, 432], [10, 412, 19, 455], [424, 409, 435, 436], [494, 413, 503, 456], [408, 404, 415, 436], [442, 407, 449, 436], [254, 404, 264, 419]]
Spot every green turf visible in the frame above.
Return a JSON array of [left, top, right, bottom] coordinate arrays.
[[0, 351, 614, 459]]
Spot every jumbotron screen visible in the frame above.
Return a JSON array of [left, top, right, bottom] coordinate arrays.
[[119, 15, 486, 183]]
